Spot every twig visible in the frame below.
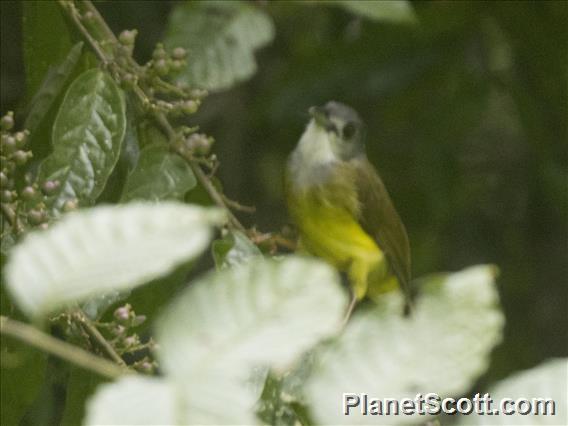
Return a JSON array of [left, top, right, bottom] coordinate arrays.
[[71, 309, 127, 367], [221, 195, 256, 213], [58, 0, 109, 66], [1, 203, 23, 234], [152, 113, 247, 232], [60, 0, 249, 234], [189, 157, 247, 232], [0, 316, 126, 380]]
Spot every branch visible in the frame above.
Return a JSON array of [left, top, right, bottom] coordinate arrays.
[[1, 203, 23, 234], [0, 316, 127, 380], [59, 0, 248, 233], [71, 309, 126, 367]]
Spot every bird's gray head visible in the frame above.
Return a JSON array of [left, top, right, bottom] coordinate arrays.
[[303, 101, 366, 162]]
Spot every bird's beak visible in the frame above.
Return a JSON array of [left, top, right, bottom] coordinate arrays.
[[309, 106, 329, 128]]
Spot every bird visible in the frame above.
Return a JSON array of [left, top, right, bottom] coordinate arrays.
[[285, 101, 411, 317]]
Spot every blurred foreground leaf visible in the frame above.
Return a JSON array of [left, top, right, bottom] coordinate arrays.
[[305, 265, 505, 425], [156, 257, 347, 381], [85, 375, 257, 425], [164, 1, 274, 91], [459, 358, 567, 425], [4, 203, 225, 318], [86, 257, 346, 424], [38, 69, 126, 215]]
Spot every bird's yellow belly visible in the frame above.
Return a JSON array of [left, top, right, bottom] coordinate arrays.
[[289, 195, 393, 299]]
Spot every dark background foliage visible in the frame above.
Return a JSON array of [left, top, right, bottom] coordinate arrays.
[[1, 0, 567, 422]]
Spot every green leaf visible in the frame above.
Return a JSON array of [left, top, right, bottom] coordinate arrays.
[[164, 1, 275, 91], [120, 144, 196, 202], [24, 42, 84, 136], [38, 69, 126, 214], [458, 358, 567, 425], [212, 230, 262, 269], [1, 333, 47, 425], [84, 376, 258, 425], [4, 202, 226, 318], [305, 265, 505, 425], [334, 0, 416, 23], [60, 368, 103, 426], [23, 0, 74, 100], [155, 257, 347, 381]]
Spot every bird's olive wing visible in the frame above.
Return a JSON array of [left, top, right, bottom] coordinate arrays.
[[352, 158, 412, 293]]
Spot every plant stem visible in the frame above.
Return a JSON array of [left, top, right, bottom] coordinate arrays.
[[0, 316, 126, 380], [58, 0, 109, 66], [71, 309, 127, 367], [1, 203, 23, 234], [59, 0, 248, 233]]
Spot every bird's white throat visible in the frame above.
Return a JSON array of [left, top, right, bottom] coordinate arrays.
[[288, 120, 339, 187]]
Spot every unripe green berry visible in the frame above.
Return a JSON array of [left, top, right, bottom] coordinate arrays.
[[137, 361, 153, 373], [2, 162, 15, 174], [0, 172, 8, 188], [41, 180, 60, 195], [1, 190, 14, 203], [28, 209, 46, 225], [172, 47, 187, 60], [2, 135, 16, 153], [119, 29, 137, 46], [171, 59, 185, 72], [122, 73, 138, 87], [15, 131, 28, 148], [21, 186, 36, 201], [152, 44, 167, 60], [62, 199, 78, 212], [181, 100, 198, 115], [12, 150, 31, 166], [1, 112, 14, 131], [154, 58, 170, 76], [114, 305, 131, 323], [190, 89, 208, 99]]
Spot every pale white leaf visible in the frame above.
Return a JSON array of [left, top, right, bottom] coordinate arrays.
[[85, 375, 258, 426], [155, 256, 347, 380], [84, 377, 178, 426], [305, 265, 505, 425], [459, 358, 567, 425], [5, 202, 225, 318]]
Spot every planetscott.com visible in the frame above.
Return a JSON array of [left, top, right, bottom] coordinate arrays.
[[343, 392, 557, 417]]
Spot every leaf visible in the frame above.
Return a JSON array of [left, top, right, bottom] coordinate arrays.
[[60, 368, 105, 426], [335, 0, 416, 23], [4, 202, 225, 318], [24, 42, 84, 135], [23, 0, 74, 100], [164, 1, 275, 91], [84, 376, 258, 425], [0, 334, 47, 425], [38, 69, 126, 215], [458, 358, 567, 425], [305, 265, 505, 425], [84, 377, 179, 426], [155, 256, 347, 381], [212, 230, 262, 269], [120, 144, 196, 202]]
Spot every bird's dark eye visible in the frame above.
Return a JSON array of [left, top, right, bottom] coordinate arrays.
[[343, 122, 356, 139]]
